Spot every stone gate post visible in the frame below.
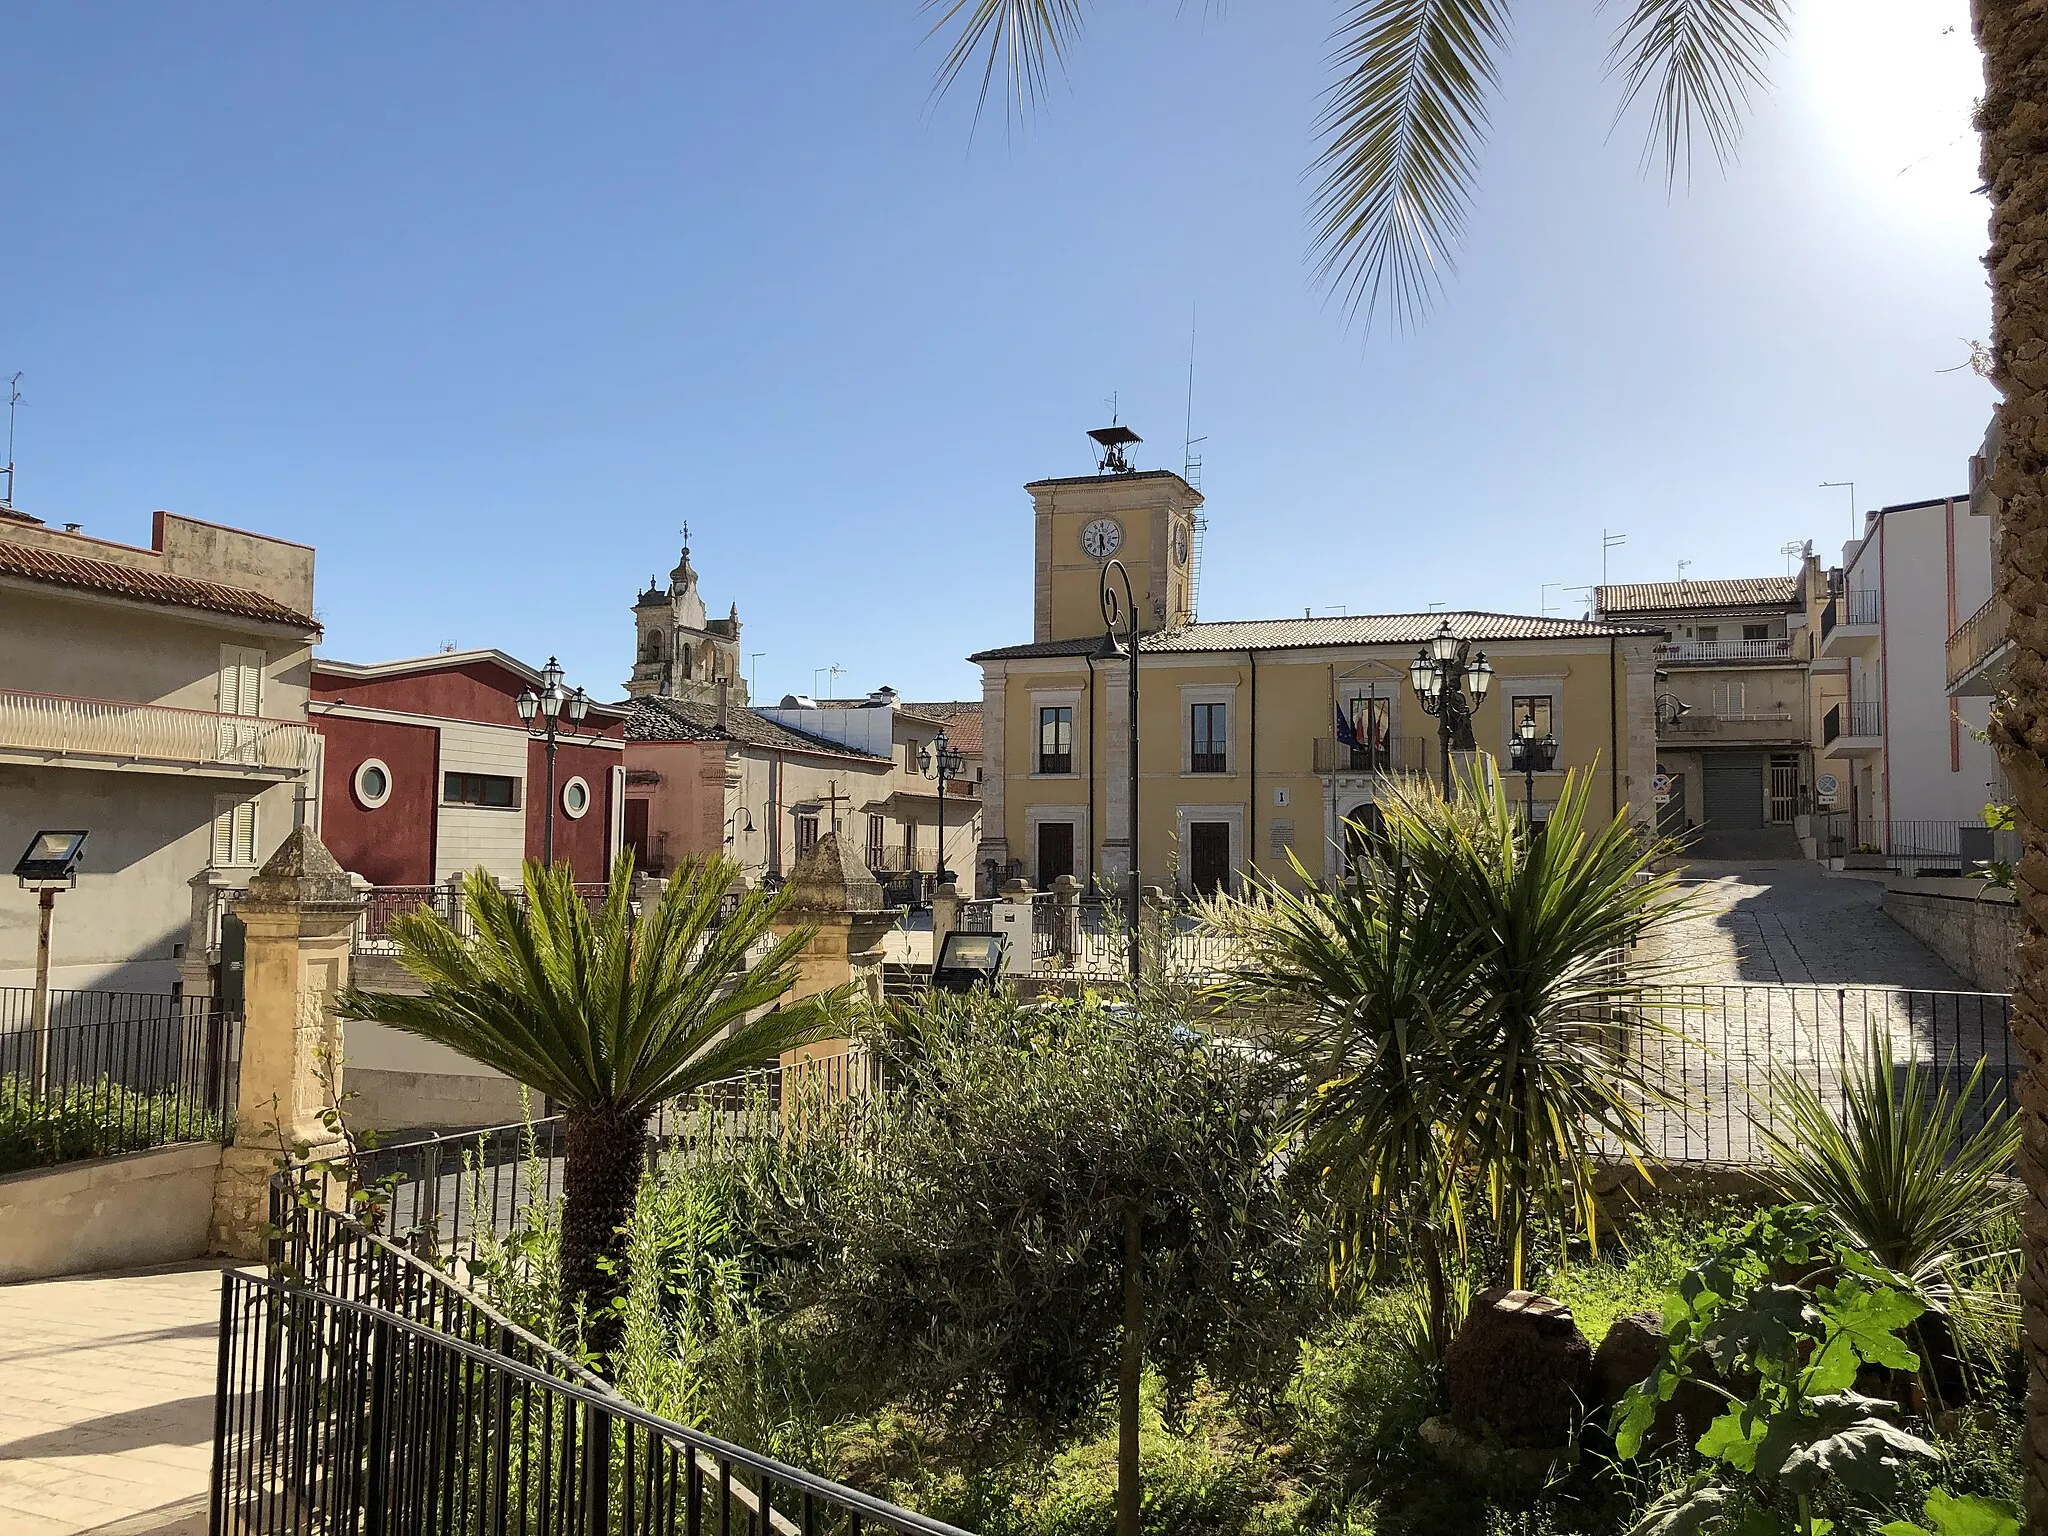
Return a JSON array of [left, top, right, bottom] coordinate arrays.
[[209, 828, 367, 1259]]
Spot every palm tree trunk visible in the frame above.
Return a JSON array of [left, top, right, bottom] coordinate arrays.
[[560, 1104, 652, 1360], [1975, 0, 2048, 1521], [1416, 1221, 1451, 1357], [1118, 1203, 1143, 1536]]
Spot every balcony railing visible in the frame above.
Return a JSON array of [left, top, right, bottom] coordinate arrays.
[[0, 688, 310, 774], [1823, 700, 1883, 744], [1655, 639, 1794, 664], [1312, 734, 1432, 775], [1947, 592, 2011, 687], [1821, 588, 1881, 639], [1666, 710, 1799, 741]]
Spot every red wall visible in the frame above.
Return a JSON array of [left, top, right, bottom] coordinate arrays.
[[525, 737, 619, 881], [312, 660, 627, 740], [316, 716, 439, 885]]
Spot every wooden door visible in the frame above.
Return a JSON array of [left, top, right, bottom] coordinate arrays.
[[624, 799, 651, 869], [1036, 822, 1074, 887], [1188, 821, 1232, 896]]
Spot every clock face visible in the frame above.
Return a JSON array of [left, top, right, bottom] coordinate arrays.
[[1172, 525, 1190, 566], [1079, 518, 1123, 558]]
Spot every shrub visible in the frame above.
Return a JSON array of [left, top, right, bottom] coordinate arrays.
[[0, 1074, 223, 1173]]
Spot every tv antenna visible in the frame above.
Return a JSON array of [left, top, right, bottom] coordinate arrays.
[[2, 373, 21, 508], [1601, 529, 1626, 586], [1182, 308, 1205, 489], [1779, 540, 1806, 576]]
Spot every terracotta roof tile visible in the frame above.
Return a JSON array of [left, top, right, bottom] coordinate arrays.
[[0, 538, 319, 630], [1595, 578, 1796, 614], [902, 701, 983, 754], [625, 696, 891, 761], [969, 610, 1657, 663]]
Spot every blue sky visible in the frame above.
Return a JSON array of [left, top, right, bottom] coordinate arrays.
[[2, 1, 1994, 703]]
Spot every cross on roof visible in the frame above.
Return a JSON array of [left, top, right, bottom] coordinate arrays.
[[820, 779, 848, 833], [680, 520, 690, 548]]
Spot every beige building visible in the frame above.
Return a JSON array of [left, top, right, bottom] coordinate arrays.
[[971, 445, 1662, 895], [1594, 563, 1829, 853], [0, 505, 319, 990]]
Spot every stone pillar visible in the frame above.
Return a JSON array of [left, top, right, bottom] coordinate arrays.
[[1051, 873, 1082, 962], [1139, 885, 1168, 975], [931, 879, 960, 950], [772, 833, 900, 1097], [177, 870, 220, 1002], [210, 828, 367, 1259], [994, 877, 1035, 976]]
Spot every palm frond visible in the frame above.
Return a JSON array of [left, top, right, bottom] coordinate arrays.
[[922, 0, 1091, 129], [1309, 0, 1512, 332], [1605, 0, 1788, 184]]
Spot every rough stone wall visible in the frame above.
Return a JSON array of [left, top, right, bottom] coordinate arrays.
[[1881, 884, 2021, 993]]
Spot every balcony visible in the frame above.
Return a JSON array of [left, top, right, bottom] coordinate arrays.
[[1947, 592, 2012, 697], [1312, 734, 1433, 777], [0, 688, 311, 779], [1822, 699, 1882, 757], [1655, 639, 1795, 665], [1663, 709, 1801, 744], [1818, 589, 1881, 657]]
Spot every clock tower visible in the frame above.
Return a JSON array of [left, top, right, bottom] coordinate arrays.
[[1030, 425, 1204, 644]]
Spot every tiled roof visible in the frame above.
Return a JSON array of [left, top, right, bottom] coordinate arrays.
[[969, 610, 1658, 663], [1595, 578, 1796, 615], [901, 701, 983, 754], [625, 696, 890, 762], [0, 537, 319, 630]]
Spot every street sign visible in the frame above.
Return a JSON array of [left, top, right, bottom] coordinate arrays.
[[1816, 772, 1840, 807], [1652, 772, 1673, 806]]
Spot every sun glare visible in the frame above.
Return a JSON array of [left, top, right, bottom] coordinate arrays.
[[1793, 0, 1986, 226]]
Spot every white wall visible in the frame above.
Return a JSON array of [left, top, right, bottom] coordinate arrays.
[[756, 704, 899, 761], [434, 720, 530, 882]]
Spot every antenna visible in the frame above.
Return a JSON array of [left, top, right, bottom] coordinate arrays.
[[1601, 529, 1626, 586], [1181, 307, 1205, 488], [1779, 540, 1805, 576], [1820, 481, 1856, 538], [1678, 559, 1692, 583], [2, 373, 21, 508]]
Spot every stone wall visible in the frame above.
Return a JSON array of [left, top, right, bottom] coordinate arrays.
[[0, 1142, 222, 1282], [1880, 878, 2020, 993]]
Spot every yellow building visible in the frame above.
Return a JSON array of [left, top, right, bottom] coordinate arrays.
[[970, 451, 1664, 895]]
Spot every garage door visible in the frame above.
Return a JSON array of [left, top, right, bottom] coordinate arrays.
[[1702, 754, 1766, 831]]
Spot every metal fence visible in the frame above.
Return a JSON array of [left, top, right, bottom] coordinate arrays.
[[0, 990, 240, 1163], [214, 1269, 977, 1536], [1616, 984, 2014, 1166], [1813, 815, 2019, 872]]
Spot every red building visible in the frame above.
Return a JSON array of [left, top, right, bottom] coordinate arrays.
[[308, 650, 627, 887]]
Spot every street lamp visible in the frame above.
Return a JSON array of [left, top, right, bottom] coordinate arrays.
[[14, 830, 88, 1098], [516, 656, 590, 867], [1409, 619, 1493, 797], [917, 730, 966, 891], [1094, 559, 1141, 980], [1507, 710, 1558, 826]]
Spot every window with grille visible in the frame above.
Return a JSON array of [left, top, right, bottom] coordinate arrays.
[[1038, 706, 1073, 774], [443, 772, 519, 808], [1190, 702, 1228, 773], [865, 814, 885, 868]]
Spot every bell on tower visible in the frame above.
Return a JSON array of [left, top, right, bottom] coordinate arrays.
[[1088, 424, 1141, 475]]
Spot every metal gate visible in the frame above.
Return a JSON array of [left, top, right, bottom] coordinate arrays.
[[1702, 754, 1766, 831]]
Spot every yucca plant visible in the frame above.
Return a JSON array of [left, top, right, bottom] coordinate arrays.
[[1211, 762, 1690, 1345], [337, 852, 848, 1355], [1757, 1026, 2020, 1405]]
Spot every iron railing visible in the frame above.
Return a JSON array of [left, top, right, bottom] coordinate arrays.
[[1310, 734, 1432, 775], [1821, 588, 1881, 638], [1823, 700, 1882, 743], [0, 686, 311, 773], [214, 1270, 978, 1536], [1655, 639, 1795, 664], [1948, 592, 2011, 687], [0, 990, 240, 1165], [1614, 984, 2013, 1166]]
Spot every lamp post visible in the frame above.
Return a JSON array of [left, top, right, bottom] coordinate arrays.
[[516, 656, 590, 867], [1408, 619, 1494, 797], [1094, 559, 1141, 980], [1507, 710, 1558, 826], [918, 729, 966, 889]]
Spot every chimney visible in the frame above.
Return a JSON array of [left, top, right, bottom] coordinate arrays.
[[717, 678, 731, 733]]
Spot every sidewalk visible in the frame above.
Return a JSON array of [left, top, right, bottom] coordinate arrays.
[[0, 1261, 234, 1535]]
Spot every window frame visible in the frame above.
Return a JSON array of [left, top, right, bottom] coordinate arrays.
[[794, 812, 820, 858], [352, 758, 393, 810], [1037, 705, 1074, 776], [1189, 701, 1229, 775], [443, 771, 521, 810], [561, 775, 592, 820]]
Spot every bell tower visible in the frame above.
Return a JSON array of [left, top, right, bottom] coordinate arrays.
[[1030, 425, 1203, 644], [624, 530, 748, 704]]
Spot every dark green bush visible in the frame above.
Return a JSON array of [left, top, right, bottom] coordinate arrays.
[[0, 1074, 223, 1174]]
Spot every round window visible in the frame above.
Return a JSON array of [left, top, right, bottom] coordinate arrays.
[[353, 758, 393, 810], [562, 776, 591, 819]]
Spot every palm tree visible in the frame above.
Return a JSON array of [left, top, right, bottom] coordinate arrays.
[[337, 853, 847, 1355], [1210, 764, 1691, 1348]]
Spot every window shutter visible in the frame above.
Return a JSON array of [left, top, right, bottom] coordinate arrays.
[[217, 646, 265, 717], [213, 796, 259, 866]]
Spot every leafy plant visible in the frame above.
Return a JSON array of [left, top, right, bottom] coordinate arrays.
[[1756, 1027, 2020, 1403], [337, 851, 850, 1354], [0, 1074, 223, 1172], [1614, 1206, 2016, 1536]]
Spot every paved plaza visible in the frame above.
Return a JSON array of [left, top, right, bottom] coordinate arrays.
[[1642, 858, 1967, 989], [0, 1262, 233, 1535]]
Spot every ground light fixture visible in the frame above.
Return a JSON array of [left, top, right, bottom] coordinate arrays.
[[14, 829, 88, 1096], [1409, 619, 1493, 797], [517, 658, 591, 866]]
